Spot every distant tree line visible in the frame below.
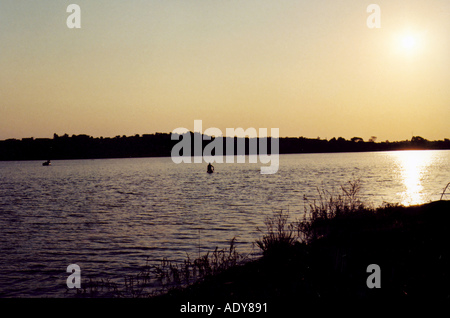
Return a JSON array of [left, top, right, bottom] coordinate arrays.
[[0, 133, 449, 161]]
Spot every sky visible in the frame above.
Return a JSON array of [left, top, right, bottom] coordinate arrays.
[[0, 0, 449, 141]]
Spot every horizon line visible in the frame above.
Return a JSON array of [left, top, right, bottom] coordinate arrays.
[[1, 132, 449, 144]]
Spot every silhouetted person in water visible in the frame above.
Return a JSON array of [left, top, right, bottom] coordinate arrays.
[[207, 163, 214, 173]]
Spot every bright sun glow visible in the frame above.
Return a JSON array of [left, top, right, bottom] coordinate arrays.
[[393, 30, 425, 57], [401, 35, 417, 50]]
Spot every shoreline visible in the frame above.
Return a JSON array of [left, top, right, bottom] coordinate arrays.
[[148, 200, 450, 308], [1, 133, 449, 161]]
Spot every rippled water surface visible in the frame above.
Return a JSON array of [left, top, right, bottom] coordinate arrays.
[[1, 150, 449, 297]]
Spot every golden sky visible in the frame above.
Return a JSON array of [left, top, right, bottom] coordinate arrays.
[[1, 0, 449, 141]]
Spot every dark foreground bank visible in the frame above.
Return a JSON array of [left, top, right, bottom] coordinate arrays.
[[149, 200, 450, 311]]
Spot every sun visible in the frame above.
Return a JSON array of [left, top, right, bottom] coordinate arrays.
[[401, 35, 417, 50], [393, 30, 424, 57]]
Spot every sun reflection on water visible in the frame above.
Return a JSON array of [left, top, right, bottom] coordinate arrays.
[[390, 150, 436, 205]]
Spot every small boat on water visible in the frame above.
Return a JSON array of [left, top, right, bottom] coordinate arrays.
[[42, 160, 51, 166]]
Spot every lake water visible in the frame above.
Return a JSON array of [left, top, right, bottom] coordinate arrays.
[[1, 150, 449, 297]]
